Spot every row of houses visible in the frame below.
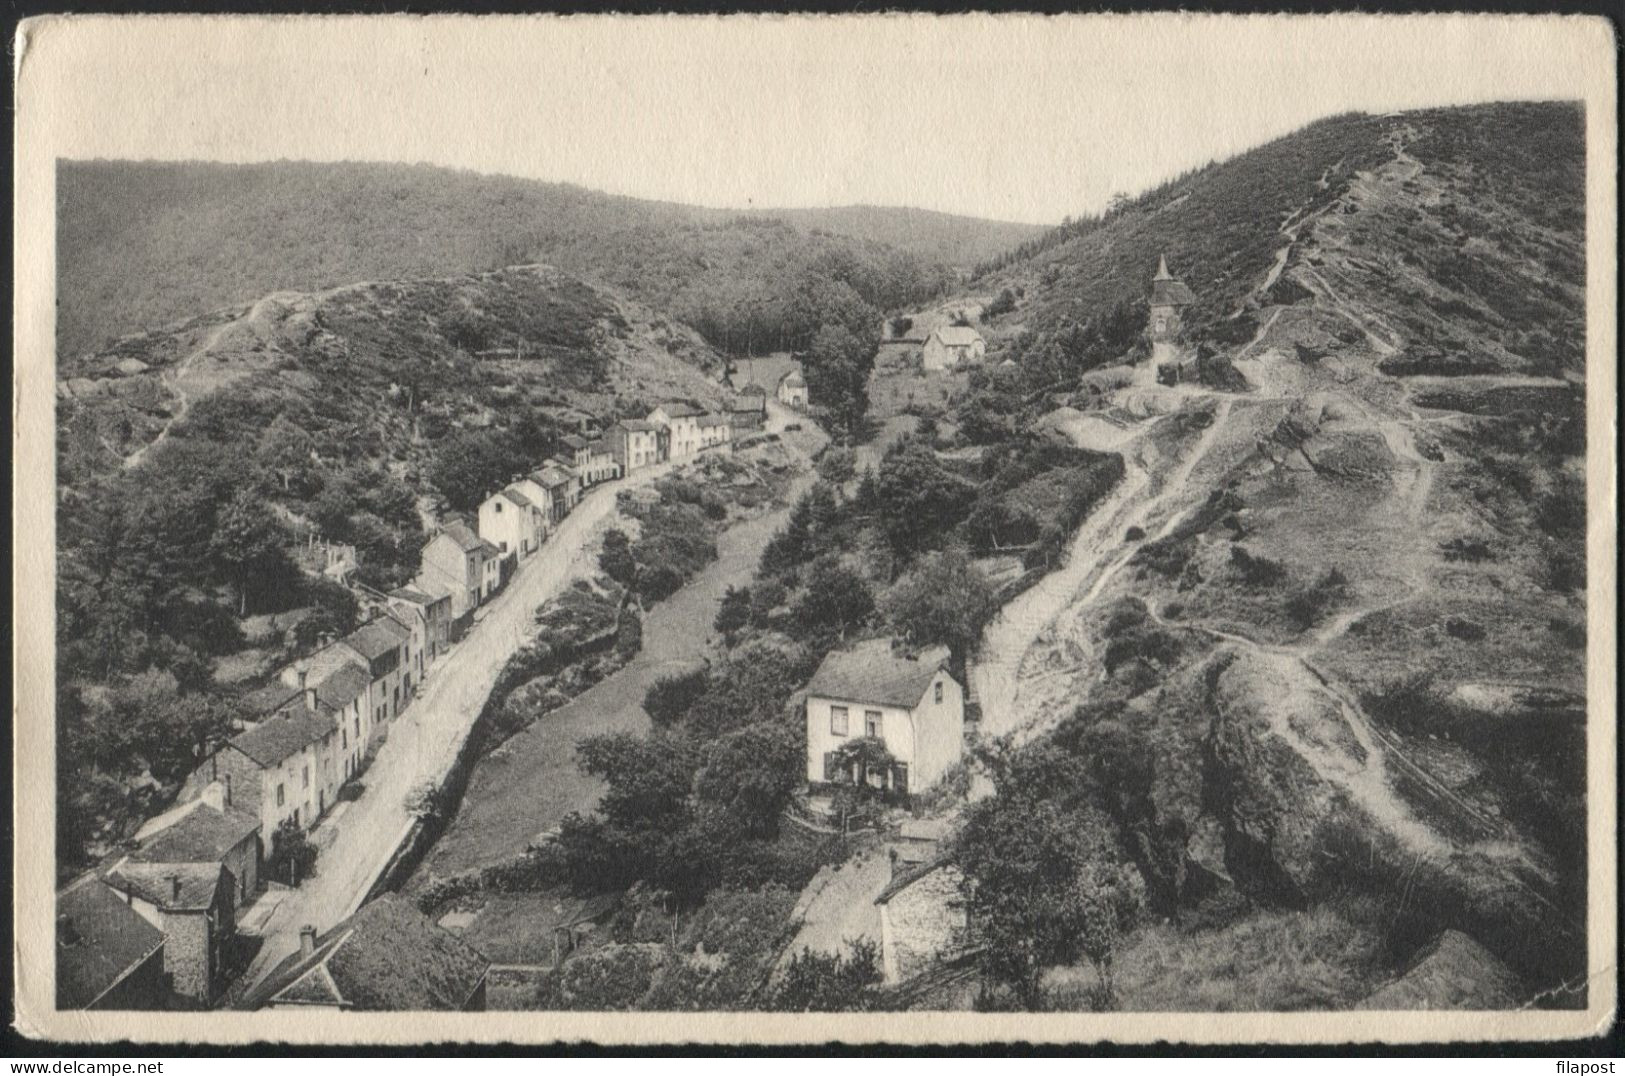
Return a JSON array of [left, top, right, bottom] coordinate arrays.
[[57, 395, 779, 1011]]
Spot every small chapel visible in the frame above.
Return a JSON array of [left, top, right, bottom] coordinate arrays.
[[1148, 255, 1197, 343]]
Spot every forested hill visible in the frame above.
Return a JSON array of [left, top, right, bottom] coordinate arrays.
[[56, 159, 1041, 358]]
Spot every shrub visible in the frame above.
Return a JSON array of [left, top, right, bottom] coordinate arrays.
[[1284, 567, 1350, 630], [1124, 526, 1145, 542], [1438, 537, 1494, 563], [1444, 617, 1486, 642], [1229, 545, 1285, 586], [643, 667, 711, 728]]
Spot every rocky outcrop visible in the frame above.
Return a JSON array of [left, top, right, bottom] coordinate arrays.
[[1201, 649, 1370, 908], [1357, 930, 1524, 1010]]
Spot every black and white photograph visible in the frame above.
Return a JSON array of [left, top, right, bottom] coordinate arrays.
[[11, 12, 1616, 1045]]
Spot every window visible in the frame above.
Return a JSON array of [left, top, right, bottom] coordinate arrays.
[[276, 784, 285, 807], [494, 501, 502, 513], [342, 728, 347, 749], [934, 681, 944, 704], [865, 710, 883, 738], [830, 706, 849, 736], [303, 765, 310, 789], [354, 716, 361, 738], [224, 775, 232, 806]]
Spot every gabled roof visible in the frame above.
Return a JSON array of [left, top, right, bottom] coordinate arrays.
[[537, 464, 573, 488], [499, 487, 535, 510], [655, 400, 704, 418], [389, 585, 444, 606], [697, 413, 731, 428], [738, 382, 768, 397], [804, 638, 953, 710], [613, 418, 658, 433], [56, 877, 165, 1009], [560, 434, 590, 451], [238, 681, 301, 719], [130, 800, 260, 866], [228, 707, 333, 768], [435, 520, 486, 555], [343, 617, 411, 661], [779, 370, 805, 388], [104, 861, 225, 913], [249, 894, 490, 1011], [315, 663, 372, 710], [929, 326, 983, 348]]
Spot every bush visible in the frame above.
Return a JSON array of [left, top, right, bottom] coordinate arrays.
[[1284, 567, 1350, 630], [643, 667, 711, 728], [1229, 545, 1285, 586], [1438, 537, 1494, 563], [1444, 617, 1486, 642]]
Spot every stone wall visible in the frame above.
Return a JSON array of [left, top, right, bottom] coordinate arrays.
[[880, 865, 967, 984]]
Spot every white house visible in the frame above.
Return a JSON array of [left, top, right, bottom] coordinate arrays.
[[776, 369, 808, 409], [803, 639, 965, 795], [477, 486, 543, 559], [649, 401, 705, 461], [921, 326, 986, 371]]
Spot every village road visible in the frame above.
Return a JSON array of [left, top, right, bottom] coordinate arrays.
[[235, 455, 683, 997]]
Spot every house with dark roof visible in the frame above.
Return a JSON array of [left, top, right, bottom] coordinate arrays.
[[803, 638, 964, 795], [389, 585, 453, 669], [56, 877, 168, 1010], [922, 325, 986, 371], [726, 389, 768, 433], [1148, 254, 1197, 343], [479, 484, 544, 559], [534, 464, 578, 523], [179, 696, 342, 854], [102, 857, 236, 1005], [696, 411, 733, 450], [130, 790, 261, 909], [418, 519, 495, 621], [248, 895, 491, 1012], [558, 433, 592, 471]]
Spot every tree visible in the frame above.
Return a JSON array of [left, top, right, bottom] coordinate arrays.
[[599, 528, 637, 588], [255, 414, 317, 494], [575, 732, 697, 833], [801, 322, 876, 443], [889, 315, 914, 339], [644, 667, 711, 728], [873, 442, 977, 558], [713, 585, 751, 642], [429, 428, 520, 513], [883, 548, 998, 674], [771, 939, 884, 1011], [694, 721, 802, 837], [208, 489, 296, 616], [792, 556, 874, 640], [816, 447, 857, 486]]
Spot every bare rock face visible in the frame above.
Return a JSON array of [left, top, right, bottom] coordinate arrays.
[[1357, 930, 1524, 1010], [1201, 649, 1368, 908]]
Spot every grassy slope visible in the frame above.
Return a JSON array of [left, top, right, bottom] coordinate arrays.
[[56, 160, 1041, 357]]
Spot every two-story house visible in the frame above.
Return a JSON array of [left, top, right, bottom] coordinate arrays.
[[179, 697, 342, 846], [581, 437, 622, 486], [727, 388, 768, 433], [417, 520, 492, 626], [478, 486, 544, 558], [697, 413, 733, 450], [388, 585, 453, 669], [609, 419, 662, 473], [534, 464, 577, 524], [649, 401, 705, 460], [103, 792, 259, 1005], [803, 639, 965, 796]]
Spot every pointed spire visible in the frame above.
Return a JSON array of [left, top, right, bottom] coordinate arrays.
[[1154, 254, 1174, 281]]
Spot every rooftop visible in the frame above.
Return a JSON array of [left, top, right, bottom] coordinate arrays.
[[1150, 255, 1196, 305], [315, 663, 372, 710], [130, 800, 260, 867], [614, 418, 658, 432], [343, 617, 411, 662], [804, 638, 952, 710], [560, 434, 590, 450], [104, 860, 224, 913], [930, 326, 983, 348], [655, 401, 705, 418], [56, 877, 166, 1009], [436, 520, 485, 555], [248, 894, 490, 1011], [499, 487, 535, 510], [229, 707, 334, 767]]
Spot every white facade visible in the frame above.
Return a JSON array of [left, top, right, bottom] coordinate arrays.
[[921, 327, 987, 371], [805, 668, 965, 793], [478, 488, 542, 557]]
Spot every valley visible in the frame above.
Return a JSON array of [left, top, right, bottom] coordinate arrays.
[[52, 99, 1591, 1015]]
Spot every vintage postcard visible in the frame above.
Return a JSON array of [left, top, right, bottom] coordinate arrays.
[[11, 12, 1617, 1046]]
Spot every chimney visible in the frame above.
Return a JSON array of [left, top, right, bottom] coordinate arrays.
[[300, 925, 317, 957]]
